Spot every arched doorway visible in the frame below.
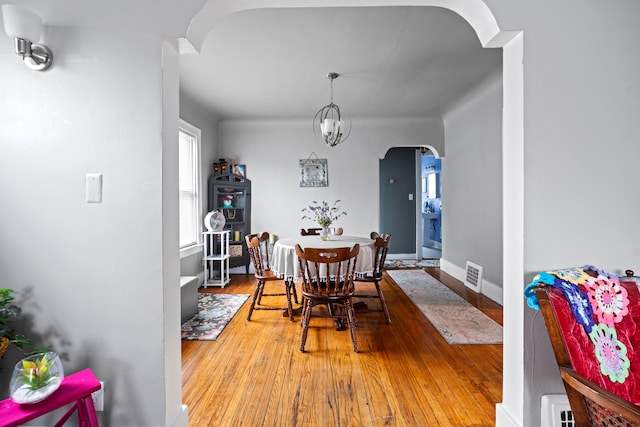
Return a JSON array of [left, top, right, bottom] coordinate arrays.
[[178, 2, 524, 425]]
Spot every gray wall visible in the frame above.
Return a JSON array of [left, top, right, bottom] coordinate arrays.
[[379, 148, 418, 253], [217, 117, 445, 243], [179, 94, 220, 280], [0, 25, 187, 426], [442, 70, 503, 294]]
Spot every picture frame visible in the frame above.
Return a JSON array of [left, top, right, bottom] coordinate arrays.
[[232, 164, 246, 179], [229, 244, 243, 257], [299, 158, 328, 187]]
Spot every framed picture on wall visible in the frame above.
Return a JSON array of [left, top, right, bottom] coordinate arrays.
[[299, 157, 328, 187]]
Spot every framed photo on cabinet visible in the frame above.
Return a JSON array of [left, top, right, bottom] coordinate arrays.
[[232, 164, 246, 179]]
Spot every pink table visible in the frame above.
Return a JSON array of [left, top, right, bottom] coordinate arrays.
[[0, 368, 101, 427]]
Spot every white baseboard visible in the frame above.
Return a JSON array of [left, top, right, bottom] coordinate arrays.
[[496, 403, 521, 427], [440, 258, 503, 305], [170, 404, 189, 427], [387, 253, 417, 260]]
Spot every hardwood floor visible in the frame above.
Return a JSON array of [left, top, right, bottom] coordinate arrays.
[[182, 268, 503, 426]]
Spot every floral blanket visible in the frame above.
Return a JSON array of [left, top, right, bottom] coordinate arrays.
[[525, 266, 640, 404]]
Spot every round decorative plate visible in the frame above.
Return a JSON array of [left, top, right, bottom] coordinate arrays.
[[204, 210, 226, 232]]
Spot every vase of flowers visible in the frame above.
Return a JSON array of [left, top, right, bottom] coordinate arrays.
[[301, 200, 347, 241], [320, 225, 330, 241], [10, 351, 64, 404]]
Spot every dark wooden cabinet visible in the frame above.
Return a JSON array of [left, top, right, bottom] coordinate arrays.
[[208, 173, 251, 273]]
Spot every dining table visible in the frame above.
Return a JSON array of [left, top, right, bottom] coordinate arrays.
[[271, 234, 376, 327], [271, 234, 376, 281]]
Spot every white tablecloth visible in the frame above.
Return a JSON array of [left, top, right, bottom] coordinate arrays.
[[272, 235, 375, 281]]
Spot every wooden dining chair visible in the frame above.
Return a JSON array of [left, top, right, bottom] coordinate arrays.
[[354, 233, 392, 324], [300, 228, 322, 236], [529, 266, 640, 426], [245, 232, 271, 305], [295, 243, 360, 352], [245, 233, 296, 322]]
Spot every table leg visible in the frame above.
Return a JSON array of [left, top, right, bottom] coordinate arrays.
[[328, 303, 347, 331]]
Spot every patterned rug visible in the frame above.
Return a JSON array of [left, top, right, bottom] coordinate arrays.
[[181, 293, 250, 341], [384, 258, 440, 269], [386, 269, 502, 345]]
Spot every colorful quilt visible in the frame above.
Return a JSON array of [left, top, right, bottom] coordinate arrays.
[[525, 266, 640, 404]]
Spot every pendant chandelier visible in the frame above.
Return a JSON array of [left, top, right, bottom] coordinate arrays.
[[313, 72, 351, 147]]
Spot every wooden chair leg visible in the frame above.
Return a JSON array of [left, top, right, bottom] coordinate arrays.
[[344, 299, 359, 353], [247, 281, 264, 321], [299, 299, 312, 352], [285, 283, 294, 322], [257, 285, 264, 305], [290, 281, 299, 305], [375, 281, 391, 324]]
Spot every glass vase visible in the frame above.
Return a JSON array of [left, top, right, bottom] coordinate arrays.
[[321, 225, 330, 241], [10, 351, 64, 404]]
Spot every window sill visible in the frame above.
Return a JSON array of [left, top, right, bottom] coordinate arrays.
[[180, 244, 203, 259]]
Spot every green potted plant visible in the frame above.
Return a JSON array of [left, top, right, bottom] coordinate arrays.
[[0, 288, 34, 360]]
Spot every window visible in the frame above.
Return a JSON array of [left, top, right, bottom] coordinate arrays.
[[179, 120, 202, 256], [427, 173, 437, 199]]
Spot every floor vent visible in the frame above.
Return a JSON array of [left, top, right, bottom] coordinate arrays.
[[541, 394, 574, 427], [464, 261, 483, 292]]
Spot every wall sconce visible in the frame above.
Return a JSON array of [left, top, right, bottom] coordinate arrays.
[[2, 4, 53, 71]]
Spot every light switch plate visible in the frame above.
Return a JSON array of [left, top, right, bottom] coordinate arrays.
[[86, 173, 103, 203]]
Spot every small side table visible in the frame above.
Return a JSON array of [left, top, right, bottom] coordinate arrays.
[[203, 230, 231, 287], [0, 368, 101, 427]]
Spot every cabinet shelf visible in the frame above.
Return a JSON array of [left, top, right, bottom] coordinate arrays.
[[204, 254, 230, 261]]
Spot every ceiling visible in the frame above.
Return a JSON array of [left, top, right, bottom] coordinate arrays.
[[178, 7, 502, 122]]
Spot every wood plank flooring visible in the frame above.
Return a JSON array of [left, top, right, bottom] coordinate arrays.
[[182, 267, 503, 426]]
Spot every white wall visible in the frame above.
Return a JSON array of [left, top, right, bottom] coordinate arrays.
[[441, 70, 503, 300], [179, 94, 220, 280], [0, 26, 182, 426], [218, 117, 444, 242]]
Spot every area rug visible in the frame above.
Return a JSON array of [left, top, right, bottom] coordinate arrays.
[[384, 259, 440, 269], [181, 293, 250, 341], [386, 269, 502, 345]]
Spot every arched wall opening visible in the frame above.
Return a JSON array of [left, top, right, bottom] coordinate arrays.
[[179, 2, 524, 426]]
